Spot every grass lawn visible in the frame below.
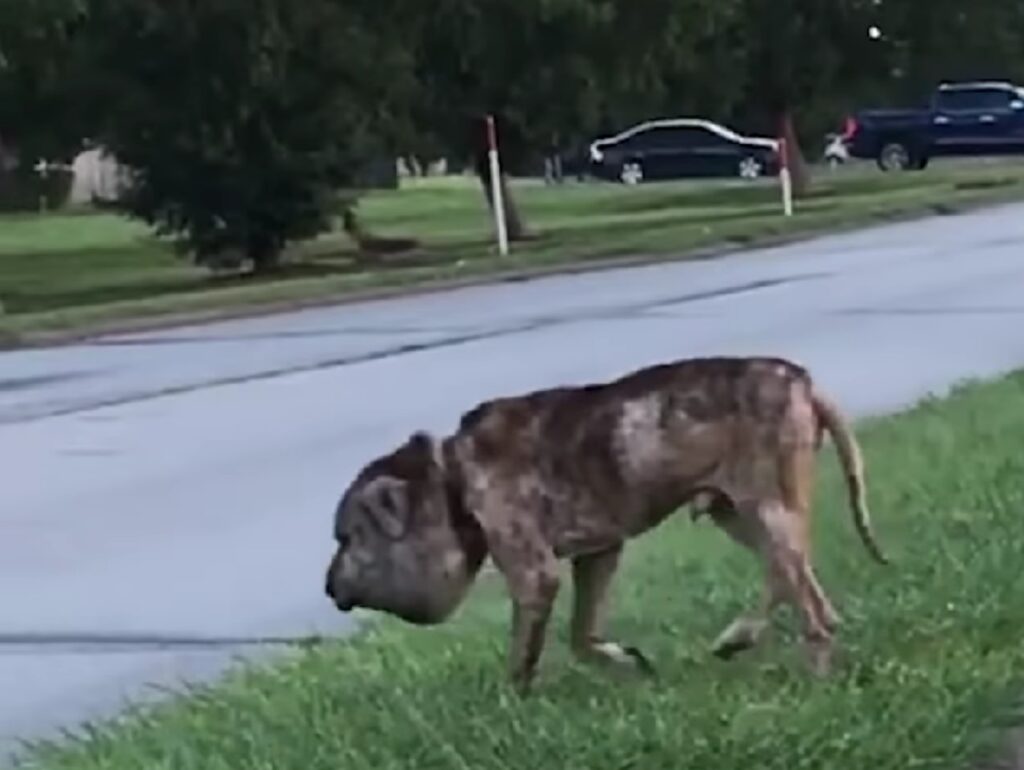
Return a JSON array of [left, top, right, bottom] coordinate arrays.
[[2, 160, 1024, 342], [22, 369, 1024, 769]]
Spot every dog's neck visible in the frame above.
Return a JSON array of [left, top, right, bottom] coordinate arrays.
[[439, 435, 463, 510], [440, 434, 483, 536]]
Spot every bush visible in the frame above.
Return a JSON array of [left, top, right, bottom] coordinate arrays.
[[80, 0, 413, 273], [0, 166, 74, 213]]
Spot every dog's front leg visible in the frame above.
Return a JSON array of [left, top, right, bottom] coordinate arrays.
[[460, 467, 561, 694], [505, 561, 560, 694]]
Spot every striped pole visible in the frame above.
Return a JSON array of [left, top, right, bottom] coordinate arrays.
[[778, 136, 794, 217], [485, 115, 509, 256]]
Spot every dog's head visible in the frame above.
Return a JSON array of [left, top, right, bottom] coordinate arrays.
[[324, 432, 484, 625]]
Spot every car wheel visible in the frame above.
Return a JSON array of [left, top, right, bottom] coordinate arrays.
[[619, 161, 643, 185], [738, 156, 764, 179], [877, 142, 912, 172]]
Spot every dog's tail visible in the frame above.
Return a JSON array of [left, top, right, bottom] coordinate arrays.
[[811, 388, 889, 565]]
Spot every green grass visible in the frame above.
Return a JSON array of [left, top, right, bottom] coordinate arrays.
[[2, 160, 1024, 342], [22, 370, 1024, 769]]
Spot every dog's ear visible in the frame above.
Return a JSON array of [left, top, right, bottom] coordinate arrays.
[[359, 475, 411, 540], [409, 430, 445, 470]]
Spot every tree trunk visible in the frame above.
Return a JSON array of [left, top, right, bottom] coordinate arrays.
[[247, 237, 283, 274], [778, 110, 811, 198], [474, 153, 531, 242]]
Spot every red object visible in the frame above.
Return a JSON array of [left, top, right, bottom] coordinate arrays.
[[841, 115, 858, 141], [485, 115, 497, 152], [777, 136, 790, 170]]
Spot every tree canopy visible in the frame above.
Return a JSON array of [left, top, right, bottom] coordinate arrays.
[[2, 0, 1022, 265], [875, 1, 1024, 99], [68, 0, 415, 270], [0, 0, 89, 163]]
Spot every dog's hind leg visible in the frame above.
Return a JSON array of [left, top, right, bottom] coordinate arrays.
[[569, 543, 655, 676]]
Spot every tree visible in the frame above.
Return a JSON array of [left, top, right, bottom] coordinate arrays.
[[710, 0, 890, 195], [874, 1, 1024, 99], [403, 0, 737, 240], [589, 0, 745, 131], [403, 0, 609, 241], [0, 0, 89, 165], [76, 0, 415, 272]]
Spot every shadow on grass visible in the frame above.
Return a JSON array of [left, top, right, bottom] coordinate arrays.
[[425, 199, 851, 270], [578, 183, 780, 216], [954, 176, 1019, 191], [5, 170, 1019, 320], [575, 170, 991, 219], [0, 243, 487, 314], [509, 216, 768, 263], [545, 198, 838, 242]]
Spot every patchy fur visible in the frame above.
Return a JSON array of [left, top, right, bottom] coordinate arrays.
[[325, 356, 887, 693]]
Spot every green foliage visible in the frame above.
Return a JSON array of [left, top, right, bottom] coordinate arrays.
[[403, 0, 746, 168], [0, 0, 90, 163], [593, 0, 745, 130], [727, 0, 886, 124], [399, 0, 906, 165], [0, 166, 73, 213], [4, 0, 1024, 266], [76, 0, 414, 270], [876, 1, 1024, 101], [405, 0, 612, 172]]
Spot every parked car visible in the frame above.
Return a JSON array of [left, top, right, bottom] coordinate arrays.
[[587, 118, 781, 184], [844, 81, 1024, 171]]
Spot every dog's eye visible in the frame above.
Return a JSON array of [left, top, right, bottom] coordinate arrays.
[[337, 534, 351, 550]]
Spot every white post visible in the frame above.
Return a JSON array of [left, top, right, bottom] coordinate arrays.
[[485, 115, 509, 256], [778, 137, 794, 218], [34, 159, 49, 214]]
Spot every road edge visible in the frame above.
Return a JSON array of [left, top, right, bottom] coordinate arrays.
[[1, 194, 1018, 350]]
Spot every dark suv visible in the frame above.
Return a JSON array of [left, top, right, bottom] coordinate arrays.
[[845, 81, 1024, 171]]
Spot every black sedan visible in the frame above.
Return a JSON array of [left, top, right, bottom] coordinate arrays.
[[587, 118, 781, 184]]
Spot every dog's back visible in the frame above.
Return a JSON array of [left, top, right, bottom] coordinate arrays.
[[450, 356, 819, 552]]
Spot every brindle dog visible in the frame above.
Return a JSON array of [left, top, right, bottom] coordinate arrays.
[[324, 356, 888, 693]]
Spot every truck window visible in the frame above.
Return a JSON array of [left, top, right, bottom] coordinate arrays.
[[977, 90, 1013, 110], [937, 88, 1014, 112], [936, 89, 986, 111]]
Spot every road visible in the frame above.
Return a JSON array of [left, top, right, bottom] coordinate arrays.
[[3, 201, 1024, 762]]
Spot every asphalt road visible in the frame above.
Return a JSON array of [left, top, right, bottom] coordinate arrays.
[[3, 201, 1024, 762]]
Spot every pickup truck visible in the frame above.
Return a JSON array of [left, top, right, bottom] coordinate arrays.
[[844, 81, 1024, 171]]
